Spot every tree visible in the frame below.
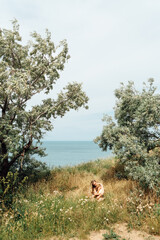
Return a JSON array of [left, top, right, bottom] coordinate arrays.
[[95, 79, 160, 192], [0, 20, 89, 179]]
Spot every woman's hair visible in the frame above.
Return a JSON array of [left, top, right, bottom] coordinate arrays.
[[91, 180, 96, 186]]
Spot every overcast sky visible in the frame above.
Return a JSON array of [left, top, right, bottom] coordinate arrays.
[[1, 0, 160, 140]]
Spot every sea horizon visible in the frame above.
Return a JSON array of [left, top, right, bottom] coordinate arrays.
[[36, 140, 112, 168]]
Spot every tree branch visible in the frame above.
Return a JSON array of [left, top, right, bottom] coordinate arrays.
[[31, 110, 48, 125], [8, 137, 33, 168], [30, 94, 73, 125], [10, 112, 16, 124], [20, 56, 59, 106], [2, 97, 8, 117]]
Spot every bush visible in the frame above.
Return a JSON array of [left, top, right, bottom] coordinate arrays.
[[126, 155, 160, 194], [95, 80, 160, 194], [0, 172, 28, 209]]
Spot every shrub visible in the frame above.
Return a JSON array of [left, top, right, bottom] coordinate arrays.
[[0, 172, 28, 209], [95, 80, 160, 194]]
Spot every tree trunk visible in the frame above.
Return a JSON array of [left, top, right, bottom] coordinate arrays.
[[0, 141, 9, 178]]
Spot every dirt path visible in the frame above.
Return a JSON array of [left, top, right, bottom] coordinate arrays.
[[49, 223, 160, 240], [89, 223, 160, 240]]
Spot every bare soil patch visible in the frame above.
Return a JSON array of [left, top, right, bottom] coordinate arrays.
[[89, 223, 160, 240], [49, 223, 160, 240]]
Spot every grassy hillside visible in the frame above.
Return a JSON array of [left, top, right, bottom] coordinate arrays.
[[0, 158, 160, 240]]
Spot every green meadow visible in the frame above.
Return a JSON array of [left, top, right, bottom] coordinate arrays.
[[1, 158, 160, 240]]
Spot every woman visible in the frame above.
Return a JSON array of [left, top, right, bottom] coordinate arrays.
[[91, 180, 104, 200]]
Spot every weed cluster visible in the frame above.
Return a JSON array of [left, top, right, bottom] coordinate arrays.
[[103, 229, 127, 240]]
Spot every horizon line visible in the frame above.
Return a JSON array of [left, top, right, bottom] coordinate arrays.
[[41, 140, 94, 142]]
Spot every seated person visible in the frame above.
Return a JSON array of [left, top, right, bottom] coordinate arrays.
[[91, 180, 104, 200]]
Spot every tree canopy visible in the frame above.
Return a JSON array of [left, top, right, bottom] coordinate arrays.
[[0, 20, 89, 178], [95, 79, 160, 192]]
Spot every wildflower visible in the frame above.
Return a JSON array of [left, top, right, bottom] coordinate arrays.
[[104, 217, 109, 222], [53, 190, 60, 195]]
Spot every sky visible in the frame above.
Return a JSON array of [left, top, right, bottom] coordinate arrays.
[[1, 0, 160, 141]]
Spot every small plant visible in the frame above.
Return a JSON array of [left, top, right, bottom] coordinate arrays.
[[0, 171, 28, 209], [103, 229, 127, 240]]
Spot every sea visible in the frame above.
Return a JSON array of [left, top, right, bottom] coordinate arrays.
[[36, 141, 112, 168]]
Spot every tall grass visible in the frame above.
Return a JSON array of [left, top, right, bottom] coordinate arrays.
[[0, 158, 160, 240]]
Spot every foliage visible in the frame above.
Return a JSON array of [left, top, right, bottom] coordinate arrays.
[[76, 158, 114, 175], [10, 157, 51, 183], [103, 229, 127, 240], [95, 79, 160, 193], [0, 171, 28, 208], [0, 20, 88, 181]]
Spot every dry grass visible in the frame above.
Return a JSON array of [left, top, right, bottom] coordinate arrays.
[[1, 158, 160, 240]]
